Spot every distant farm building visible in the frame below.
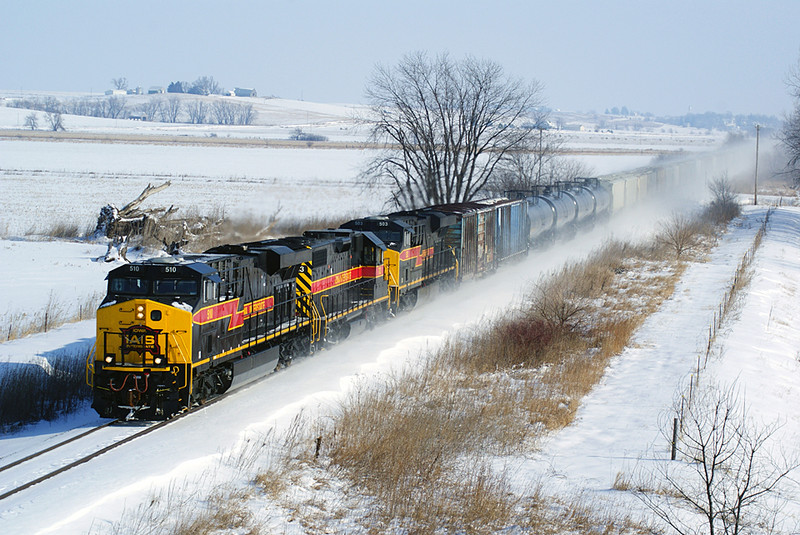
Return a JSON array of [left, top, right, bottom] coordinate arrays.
[[233, 87, 257, 97], [148, 86, 166, 94]]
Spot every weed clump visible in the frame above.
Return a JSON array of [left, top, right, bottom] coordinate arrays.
[[0, 349, 92, 430]]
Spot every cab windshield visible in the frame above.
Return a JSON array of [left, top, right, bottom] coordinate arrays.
[[108, 277, 199, 297], [109, 277, 148, 295], [153, 279, 198, 296]]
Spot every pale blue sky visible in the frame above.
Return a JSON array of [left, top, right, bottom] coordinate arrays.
[[2, 0, 797, 116]]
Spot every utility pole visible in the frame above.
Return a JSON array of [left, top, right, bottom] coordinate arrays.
[[537, 126, 544, 184], [754, 124, 760, 205]]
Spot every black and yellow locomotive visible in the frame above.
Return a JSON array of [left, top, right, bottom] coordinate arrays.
[[89, 229, 390, 419], [88, 198, 529, 419]]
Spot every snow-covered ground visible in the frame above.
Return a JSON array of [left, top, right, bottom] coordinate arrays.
[[3, 95, 794, 532], [0, 140, 384, 236], [514, 206, 800, 529], [0, 200, 684, 533], [2, 203, 799, 533]]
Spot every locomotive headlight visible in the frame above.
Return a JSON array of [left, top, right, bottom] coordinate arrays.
[[104, 355, 114, 364], [136, 305, 145, 320], [154, 355, 163, 365]]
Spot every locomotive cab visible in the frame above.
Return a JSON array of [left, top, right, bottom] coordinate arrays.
[[91, 260, 211, 419]]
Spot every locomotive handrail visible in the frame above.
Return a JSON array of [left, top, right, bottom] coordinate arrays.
[[305, 295, 322, 342], [168, 332, 190, 391], [386, 268, 400, 308], [85, 341, 97, 388]]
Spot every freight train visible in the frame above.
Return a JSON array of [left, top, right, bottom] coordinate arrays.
[[86, 154, 725, 420]]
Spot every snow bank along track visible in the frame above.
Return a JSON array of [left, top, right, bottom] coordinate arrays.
[[0, 394, 229, 501]]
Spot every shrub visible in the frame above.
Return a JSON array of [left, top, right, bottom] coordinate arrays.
[[0, 348, 93, 430], [704, 173, 741, 225]]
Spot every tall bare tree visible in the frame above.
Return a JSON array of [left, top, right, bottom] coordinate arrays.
[[362, 52, 543, 208], [106, 95, 126, 119], [780, 54, 800, 184], [24, 113, 38, 130], [141, 98, 163, 122], [190, 75, 222, 96], [45, 111, 65, 131]]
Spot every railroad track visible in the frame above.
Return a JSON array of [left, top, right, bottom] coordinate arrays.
[[0, 396, 226, 502], [0, 419, 120, 475]]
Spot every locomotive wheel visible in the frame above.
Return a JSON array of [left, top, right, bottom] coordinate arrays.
[[277, 343, 294, 368], [325, 321, 351, 345], [399, 289, 418, 311]]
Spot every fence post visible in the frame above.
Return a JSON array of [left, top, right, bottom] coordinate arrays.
[[671, 417, 679, 460]]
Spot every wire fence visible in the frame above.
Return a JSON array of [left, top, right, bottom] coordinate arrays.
[[674, 207, 773, 456]]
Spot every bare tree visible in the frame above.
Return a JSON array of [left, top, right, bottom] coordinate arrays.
[[637, 383, 796, 535], [486, 141, 594, 195], [90, 100, 106, 118], [140, 98, 163, 122], [68, 98, 92, 116], [24, 113, 38, 130], [528, 274, 589, 329], [41, 97, 61, 113], [111, 77, 128, 91], [780, 56, 800, 184], [705, 172, 741, 224], [106, 95, 126, 119], [236, 102, 257, 125], [45, 111, 65, 131], [162, 96, 182, 123], [190, 75, 222, 96], [659, 212, 702, 259], [186, 99, 207, 124], [362, 52, 543, 208], [212, 100, 234, 124]]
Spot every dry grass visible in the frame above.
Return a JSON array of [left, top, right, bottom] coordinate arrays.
[[1, 291, 103, 342], [523, 491, 650, 534], [23, 219, 93, 239], [317, 231, 697, 531], [0, 347, 93, 430], [97, 481, 263, 535]]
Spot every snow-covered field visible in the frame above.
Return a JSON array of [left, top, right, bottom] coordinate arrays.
[[3, 96, 797, 533], [3, 203, 798, 533], [0, 94, 725, 236], [0, 140, 383, 237]]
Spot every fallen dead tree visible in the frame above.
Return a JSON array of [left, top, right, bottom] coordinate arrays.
[[95, 181, 223, 261], [94, 182, 284, 261]]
